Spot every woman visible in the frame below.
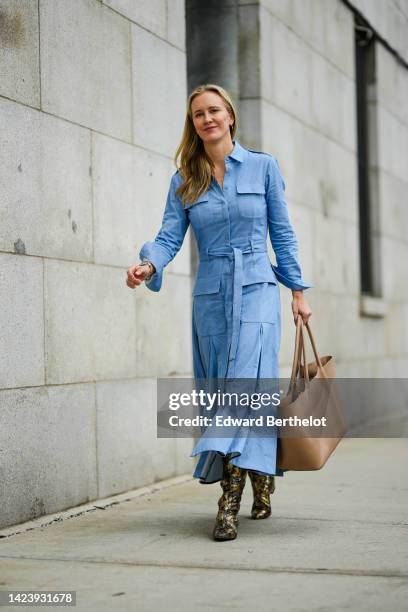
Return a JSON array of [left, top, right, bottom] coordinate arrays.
[[127, 84, 312, 541]]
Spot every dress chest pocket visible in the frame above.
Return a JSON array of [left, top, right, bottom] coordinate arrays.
[[185, 193, 214, 228], [236, 182, 266, 219]]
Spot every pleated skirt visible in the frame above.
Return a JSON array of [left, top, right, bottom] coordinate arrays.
[[189, 270, 285, 483]]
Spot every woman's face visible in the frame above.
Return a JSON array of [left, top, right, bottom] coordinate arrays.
[[191, 91, 233, 144]]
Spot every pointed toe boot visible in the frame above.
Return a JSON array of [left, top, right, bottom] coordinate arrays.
[[248, 470, 275, 520], [213, 454, 247, 541]]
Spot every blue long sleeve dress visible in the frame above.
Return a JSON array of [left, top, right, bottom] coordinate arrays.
[[139, 139, 312, 484]]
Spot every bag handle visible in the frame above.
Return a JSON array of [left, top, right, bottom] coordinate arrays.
[[289, 315, 304, 385], [303, 320, 324, 370], [299, 324, 310, 383], [295, 324, 311, 390], [289, 317, 326, 387], [288, 319, 308, 399]]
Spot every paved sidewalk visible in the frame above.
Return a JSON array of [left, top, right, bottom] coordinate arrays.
[[0, 438, 407, 611]]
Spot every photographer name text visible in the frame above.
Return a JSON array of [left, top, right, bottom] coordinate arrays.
[[167, 415, 327, 427]]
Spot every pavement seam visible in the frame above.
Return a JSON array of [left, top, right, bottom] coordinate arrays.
[[0, 555, 407, 580]]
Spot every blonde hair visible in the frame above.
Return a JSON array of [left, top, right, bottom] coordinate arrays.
[[174, 83, 238, 205]]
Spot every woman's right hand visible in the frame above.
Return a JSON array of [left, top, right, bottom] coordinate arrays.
[[126, 262, 155, 289]]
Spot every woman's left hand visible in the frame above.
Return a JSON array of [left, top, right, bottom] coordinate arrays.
[[291, 291, 312, 324]]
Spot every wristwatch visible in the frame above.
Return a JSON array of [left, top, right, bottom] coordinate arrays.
[[140, 259, 155, 281]]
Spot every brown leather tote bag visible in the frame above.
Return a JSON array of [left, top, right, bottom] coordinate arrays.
[[276, 316, 347, 471]]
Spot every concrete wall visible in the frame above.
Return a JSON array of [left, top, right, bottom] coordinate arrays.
[[0, 0, 191, 529], [239, 0, 408, 378]]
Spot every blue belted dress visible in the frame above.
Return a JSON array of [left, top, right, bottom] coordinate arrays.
[[139, 139, 312, 484]]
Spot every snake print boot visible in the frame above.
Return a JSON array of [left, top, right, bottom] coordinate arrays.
[[248, 470, 275, 519], [213, 454, 247, 541]]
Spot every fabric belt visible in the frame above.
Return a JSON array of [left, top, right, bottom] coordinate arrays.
[[200, 239, 268, 377]]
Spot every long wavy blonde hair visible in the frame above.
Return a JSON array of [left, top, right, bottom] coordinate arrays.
[[174, 84, 238, 205]]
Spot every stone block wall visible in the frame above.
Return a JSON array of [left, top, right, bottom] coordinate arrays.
[[0, 0, 191, 529]]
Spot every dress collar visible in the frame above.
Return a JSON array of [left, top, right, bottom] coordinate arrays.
[[226, 139, 246, 162]]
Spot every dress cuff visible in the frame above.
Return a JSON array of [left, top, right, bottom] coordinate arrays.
[[271, 265, 313, 291]]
